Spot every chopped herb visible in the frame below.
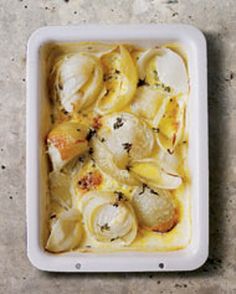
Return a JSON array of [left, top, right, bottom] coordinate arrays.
[[150, 189, 159, 195], [152, 127, 160, 133], [113, 117, 124, 129], [86, 128, 96, 141], [100, 223, 110, 232], [137, 79, 147, 87], [76, 128, 81, 132], [167, 148, 174, 155], [122, 142, 132, 153], [114, 191, 126, 201], [153, 70, 158, 80], [139, 184, 147, 195], [115, 69, 120, 74], [110, 237, 119, 242], [165, 86, 171, 92], [88, 147, 94, 155], [182, 140, 187, 144]]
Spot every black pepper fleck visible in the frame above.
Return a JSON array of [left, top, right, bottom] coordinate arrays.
[[137, 79, 147, 87], [1, 165, 6, 169], [86, 128, 96, 141]]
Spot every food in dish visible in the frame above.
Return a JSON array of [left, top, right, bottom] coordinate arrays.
[[43, 41, 190, 253]]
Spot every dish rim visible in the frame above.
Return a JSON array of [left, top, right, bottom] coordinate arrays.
[[26, 24, 208, 272]]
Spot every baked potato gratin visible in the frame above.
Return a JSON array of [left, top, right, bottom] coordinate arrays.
[[44, 42, 191, 253]]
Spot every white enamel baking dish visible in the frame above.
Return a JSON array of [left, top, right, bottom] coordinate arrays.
[[26, 24, 208, 272]]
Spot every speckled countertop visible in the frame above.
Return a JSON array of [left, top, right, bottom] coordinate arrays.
[[0, 0, 235, 293]]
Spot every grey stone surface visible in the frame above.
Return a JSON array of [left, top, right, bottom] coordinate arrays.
[[0, 0, 235, 293]]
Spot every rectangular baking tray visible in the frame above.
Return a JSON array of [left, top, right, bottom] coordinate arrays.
[[26, 24, 208, 272]]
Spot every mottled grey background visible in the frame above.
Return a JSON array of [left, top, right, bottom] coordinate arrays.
[[0, 0, 235, 293]]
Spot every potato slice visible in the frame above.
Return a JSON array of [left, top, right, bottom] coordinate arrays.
[[46, 209, 83, 253], [49, 171, 73, 209], [47, 121, 89, 171], [96, 45, 138, 114], [131, 86, 165, 120], [132, 186, 178, 232], [130, 158, 182, 190], [153, 95, 185, 153]]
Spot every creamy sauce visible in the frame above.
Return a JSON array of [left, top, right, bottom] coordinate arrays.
[[43, 42, 191, 253]]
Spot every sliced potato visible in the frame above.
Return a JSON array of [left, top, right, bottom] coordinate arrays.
[[137, 48, 162, 80], [96, 45, 138, 114], [132, 186, 178, 232], [47, 120, 89, 171], [130, 158, 182, 190], [153, 95, 185, 153], [154, 48, 189, 95], [131, 86, 165, 120], [46, 208, 83, 253], [97, 112, 154, 168], [49, 171, 73, 209]]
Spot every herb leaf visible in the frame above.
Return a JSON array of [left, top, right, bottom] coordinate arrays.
[[113, 117, 124, 129], [86, 128, 96, 141], [100, 223, 110, 232], [122, 142, 132, 153]]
